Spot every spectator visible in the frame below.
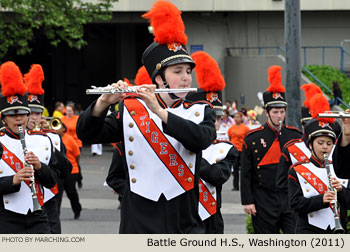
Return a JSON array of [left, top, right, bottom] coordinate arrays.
[[217, 110, 234, 141], [329, 81, 343, 107], [227, 111, 250, 191], [52, 102, 65, 118], [246, 110, 261, 129]]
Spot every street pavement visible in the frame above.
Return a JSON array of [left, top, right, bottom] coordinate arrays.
[[60, 145, 247, 234]]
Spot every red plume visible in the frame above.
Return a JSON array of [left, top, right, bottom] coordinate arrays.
[[309, 93, 335, 123], [142, 1, 187, 45], [300, 83, 322, 108], [191, 51, 225, 92], [0, 61, 26, 96], [135, 66, 152, 86], [266, 65, 285, 93], [24, 64, 45, 95]]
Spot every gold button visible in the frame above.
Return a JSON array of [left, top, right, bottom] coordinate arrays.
[[293, 153, 297, 156], [254, 150, 258, 153], [45, 147, 49, 151], [55, 142, 59, 146], [259, 182, 262, 185], [195, 112, 200, 117], [216, 158, 220, 163], [213, 140, 217, 144], [129, 136, 134, 142], [257, 166, 260, 169], [128, 150, 133, 156], [46, 156, 48, 160], [53, 186, 57, 190], [220, 149, 224, 153], [5, 200, 8, 204], [304, 181, 307, 184], [184, 104, 189, 109], [129, 122, 134, 128], [258, 175, 261, 178], [211, 202, 215, 206], [306, 188, 310, 192], [310, 213, 313, 217], [189, 151, 194, 155], [211, 191, 215, 195], [301, 172, 305, 175], [130, 164, 135, 169], [252, 142, 256, 145], [40, 196, 43, 199], [187, 177, 193, 183], [130, 111, 136, 116], [189, 163, 193, 168], [342, 181, 345, 184], [0, 170, 2, 174], [156, 63, 162, 70], [131, 178, 136, 183], [257, 158, 260, 161]]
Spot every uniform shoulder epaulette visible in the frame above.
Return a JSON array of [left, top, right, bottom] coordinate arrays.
[[213, 139, 232, 145], [284, 138, 302, 148], [183, 100, 213, 109], [290, 159, 309, 169], [245, 125, 264, 137], [285, 124, 302, 133], [43, 129, 57, 134], [27, 130, 47, 136]]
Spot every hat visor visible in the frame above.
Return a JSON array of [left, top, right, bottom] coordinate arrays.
[[266, 102, 288, 108], [163, 57, 196, 69], [29, 107, 44, 113], [215, 109, 225, 116], [2, 108, 30, 116]]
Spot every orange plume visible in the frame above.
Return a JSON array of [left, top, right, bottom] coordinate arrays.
[[24, 64, 45, 95], [142, 1, 187, 45], [191, 51, 225, 92], [309, 93, 335, 123], [266, 65, 285, 93], [0, 61, 26, 96], [300, 83, 322, 108], [135, 66, 152, 86]]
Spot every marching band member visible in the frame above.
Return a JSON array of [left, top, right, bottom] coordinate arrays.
[[0, 61, 57, 234], [288, 93, 350, 233], [240, 65, 302, 233], [24, 64, 71, 232], [77, 1, 216, 233], [188, 51, 239, 233]]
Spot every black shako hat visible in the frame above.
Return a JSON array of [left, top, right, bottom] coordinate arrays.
[[263, 65, 287, 109], [0, 61, 30, 116]]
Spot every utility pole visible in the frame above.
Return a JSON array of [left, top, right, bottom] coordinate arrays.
[[285, 0, 302, 129]]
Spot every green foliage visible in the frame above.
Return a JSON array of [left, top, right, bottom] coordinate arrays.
[[245, 214, 254, 234], [0, 0, 118, 58], [302, 65, 350, 109]]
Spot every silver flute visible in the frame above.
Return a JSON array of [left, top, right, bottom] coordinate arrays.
[[86, 85, 197, 95], [318, 111, 350, 118]]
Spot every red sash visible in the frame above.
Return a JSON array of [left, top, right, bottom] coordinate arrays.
[[1, 144, 44, 206], [288, 144, 309, 162], [198, 179, 217, 216], [124, 99, 194, 191], [294, 164, 335, 210]]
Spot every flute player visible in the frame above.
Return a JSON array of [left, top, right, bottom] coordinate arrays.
[[76, 1, 216, 234]]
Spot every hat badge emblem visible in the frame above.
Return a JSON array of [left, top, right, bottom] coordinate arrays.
[[167, 43, 182, 52], [272, 92, 283, 100], [318, 121, 332, 129], [28, 94, 40, 103], [206, 92, 220, 103], [6, 96, 22, 104]]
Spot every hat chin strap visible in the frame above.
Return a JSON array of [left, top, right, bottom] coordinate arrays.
[[160, 74, 180, 100]]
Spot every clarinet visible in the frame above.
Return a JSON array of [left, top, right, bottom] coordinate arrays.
[[18, 126, 42, 212], [323, 153, 344, 234]]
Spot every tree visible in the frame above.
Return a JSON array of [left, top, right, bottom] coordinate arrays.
[[0, 0, 118, 58]]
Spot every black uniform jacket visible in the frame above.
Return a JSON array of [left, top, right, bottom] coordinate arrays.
[[333, 134, 350, 179], [0, 129, 58, 212], [77, 95, 216, 234], [106, 142, 126, 196], [240, 122, 302, 205], [288, 157, 350, 233]]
